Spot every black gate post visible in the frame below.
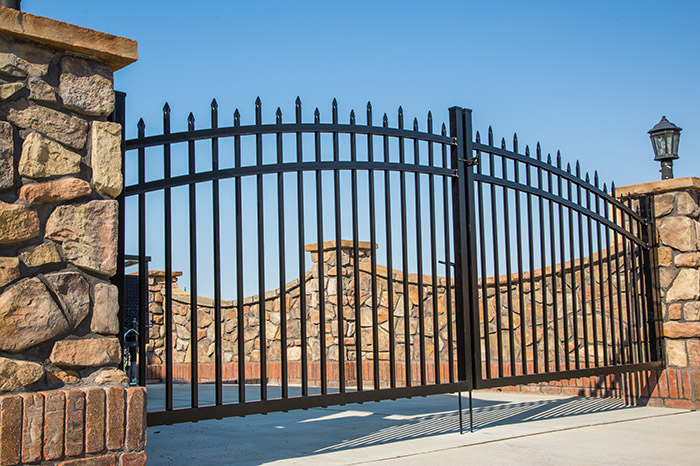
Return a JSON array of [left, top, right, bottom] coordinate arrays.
[[110, 91, 127, 371], [640, 195, 661, 363], [449, 107, 479, 388]]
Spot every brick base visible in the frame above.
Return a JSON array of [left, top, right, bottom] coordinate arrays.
[[0, 386, 146, 466]]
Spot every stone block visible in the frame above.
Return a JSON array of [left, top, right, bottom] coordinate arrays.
[[124, 388, 146, 451], [19, 242, 62, 268], [93, 368, 128, 385], [663, 322, 700, 339], [6, 100, 88, 150], [47, 369, 80, 385], [46, 200, 119, 276], [654, 193, 674, 217], [85, 387, 106, 454], [92, 283, 120, 335], [687, 340, 700, 368], [661, 216, 700, 252], [50, 337, 121, 368], [19, 177, 92, 204], [18, 131, 82, 178], [0, 121, 12, 190], [659, 266, 677, 290], [27, 77, 57, 104], [666, 339, 688, 367], [105, 387, 125, 451], [0, 81, 24, 100], [0, 36, 52, 77], [674, 252, 700, 268], [43, 391, 65, 460], [65, 389, 85, 457], [668, 303, 682, 320], [21, 393, 43, 463], [0, 200, 40, 245], [684, 302, 700, 321], [59, 56, 114, 117], [666, 269, 700, 302], [90, 121, 123, 197], [45, 272, 90, 328], [0, 356, 44, 391], [676, 191, 700, 217], [0, 395, 22, 466], [0, 257, 19, 288], [657, 246, 673, 267], [0, 277, 71, 352]]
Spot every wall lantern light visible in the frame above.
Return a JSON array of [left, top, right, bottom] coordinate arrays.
[[649, 116, 682, 180]]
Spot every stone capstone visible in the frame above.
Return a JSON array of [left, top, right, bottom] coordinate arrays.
[[50, 337, 121, 368], [45, 200, 118, 276], [6, 100, 88, 150], [0, 357, 44, 391], [19, 242, 62, 268], [44, 272, 90, 328], [0, 121, 13, 190], [18, 177, 91, 204], [27, 77, 56, 103], [59, 56, 114, 117], [18, 132, 82, 178], [0, 257, 20, 288], [0, 37, 52, 77], [92, 283, 120, 335], [0, 81, 24, 100], [658, 216, 699, 252], [0, 278, 70, 352], [0, 201, 40, 245], [666, 268, 700, 302], [90, 121, 123, 197]]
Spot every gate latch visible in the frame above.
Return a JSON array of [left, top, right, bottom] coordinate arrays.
[[459, 156, 479, 166]]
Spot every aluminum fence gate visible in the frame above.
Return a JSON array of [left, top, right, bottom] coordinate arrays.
[[114, 95, 662, 427]]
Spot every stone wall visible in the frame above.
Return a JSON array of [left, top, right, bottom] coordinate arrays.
[[0, 7, 141, 465]]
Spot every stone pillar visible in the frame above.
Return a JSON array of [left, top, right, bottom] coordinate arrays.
[[0, 7, 144, 465], [617, 177, 700, 409]]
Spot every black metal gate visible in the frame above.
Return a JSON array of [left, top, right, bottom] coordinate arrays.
[[113, 95, 661, 427]]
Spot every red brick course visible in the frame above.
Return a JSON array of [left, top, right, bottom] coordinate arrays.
[[0, 386, 145, 466]]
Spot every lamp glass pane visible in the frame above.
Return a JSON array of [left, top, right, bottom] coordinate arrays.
[[672, 133, 680, 155]]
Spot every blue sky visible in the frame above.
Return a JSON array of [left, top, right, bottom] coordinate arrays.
[[23, 0, 700, 298]]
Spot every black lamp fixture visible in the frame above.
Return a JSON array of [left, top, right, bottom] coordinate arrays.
[[648, 116, 682, 180], [0, 0, 21, 10]]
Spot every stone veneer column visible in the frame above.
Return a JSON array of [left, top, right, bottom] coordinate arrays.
[[618, 177, 700, 409], [0, 7, 145, 466]]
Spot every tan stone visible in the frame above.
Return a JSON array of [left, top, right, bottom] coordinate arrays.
[[46, 200, 118, 276], [0, 36, 52, 77], [19, 242, 61, 268], [59, 56, 114, 117], [6, 100, 88, 150], [93, 367, 128, 385], [0, 278, 70, 352], [659, 266, 677, 289], [674, 252, 700, 268], [658, 216, 699, 252], [684, 302, 700, 321], [0, 81, 24, 100], [27, 77, 56, 103], [0, 357, 44, 391], [676, 191, 700, 217], [663, 322, 700, 339], [92, 283, 120, 335], [668, 303, 683, 320], [18, 132, 82, 178], [44, 272, 90, 327], [657, 246, 673, 267], [666, 339, 687, 367], [46, 369, 80, 384], [0, 200, 39, 245], [0, 257, 20, 288], [666, 269, 700, 302], [89, 121, 123, 197], [19, 177, 91, 204], [0, 121, 12, 190], [50, 337, 121, 368], [654, 193, 674, 217]]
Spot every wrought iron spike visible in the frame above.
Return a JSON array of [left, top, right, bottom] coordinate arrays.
[[611, 182, 616, 196], [413, 117, 419, 131], [255, 96, 262, 106], [594, 171, 599, 187], [367, 101, 372, 110], [137, 118, 145, 130], [211, 98, 218, 109], [603, 182, 607, 193], [536, 142, 542, 160], [575, 161, 581, 177], [567, 162, 571, 173], [556, 151, 561, 168], [295, 96, 301, 106], [585, 173, 590, 183], [525, 145, 530, 157], [187, 113, 195, 124], [513, 133, 518, 153], [475, 130, 481, 143], [441, 122, 446, 136], [427, 111, 433, 133], [314, 108, 320, 123], [547, 153, 552, 164], [398, 106, 404, 127], [383, 113, 389, 127], [366, 102, 372, 124], [276, 107, 282, 122], [501, 137, 506, 149], [488, 126, 493, 145], [332, 97, 338, 107], [163, 102, 171, 114], [350, 109, 356, 124], [233, 108, 240, 124]]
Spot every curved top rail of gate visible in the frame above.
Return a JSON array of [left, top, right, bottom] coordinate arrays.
[[124, 98, 457, 197]]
